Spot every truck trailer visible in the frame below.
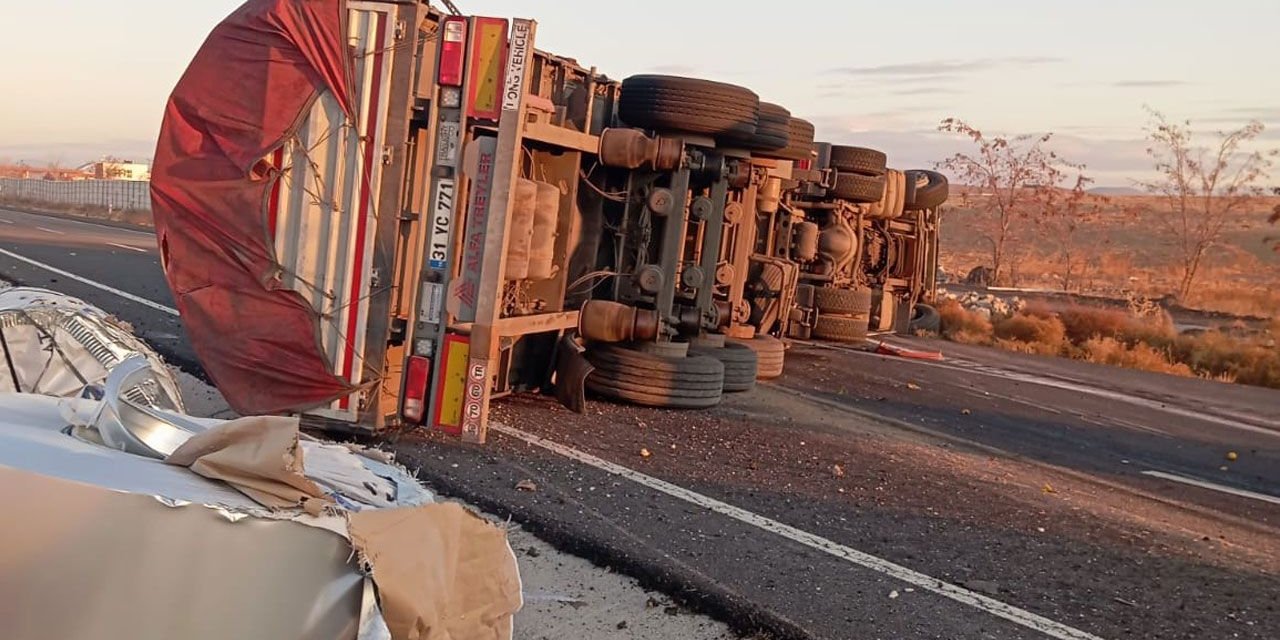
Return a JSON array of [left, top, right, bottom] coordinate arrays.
[[152, 0, 947, 442]]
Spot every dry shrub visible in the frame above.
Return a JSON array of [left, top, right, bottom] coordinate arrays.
[[1055, 305, 1131, 343], [1081, 337, 1193, 377], [938, 299, 993, 344], [935, 298, 1279, 389], [1172, 331, 1280, 389], [1044, 303, 1178, 347], [994, 313, 1066, 355]]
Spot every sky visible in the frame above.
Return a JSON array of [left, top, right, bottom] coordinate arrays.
[[2, 0, 1278, 186]]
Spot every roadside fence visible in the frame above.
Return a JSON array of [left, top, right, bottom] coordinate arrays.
[[0, 178, 152, 213]]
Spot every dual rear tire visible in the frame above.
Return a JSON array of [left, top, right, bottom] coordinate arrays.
[[812, 286, 872, 343]]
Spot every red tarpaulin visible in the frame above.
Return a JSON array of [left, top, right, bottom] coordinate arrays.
[[151, 0, 356, 415]]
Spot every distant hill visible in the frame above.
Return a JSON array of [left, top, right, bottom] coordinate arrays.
[[1088, 186, 1145, 196]]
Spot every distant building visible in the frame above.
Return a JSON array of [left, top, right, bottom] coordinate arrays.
[[42, 169, 92, 181], [80, 160, 151, 181]]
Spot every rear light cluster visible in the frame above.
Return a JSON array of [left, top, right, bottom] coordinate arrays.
[[438, 17, 467, 87], [402, 355, 432, 422]]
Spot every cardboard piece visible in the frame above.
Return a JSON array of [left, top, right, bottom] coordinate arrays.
[[165, 415, 330, 510], [350, 503, 523, 640]]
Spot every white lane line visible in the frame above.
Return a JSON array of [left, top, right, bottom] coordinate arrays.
[[36, 226, 65, 235], [0, 247, 178, 317], [492, 422, 1105, 640], [1141, 470, 1280, 506], [107, 242, 147, 253]]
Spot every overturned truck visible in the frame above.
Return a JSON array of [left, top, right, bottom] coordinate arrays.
[[152, 0, 947, 442]]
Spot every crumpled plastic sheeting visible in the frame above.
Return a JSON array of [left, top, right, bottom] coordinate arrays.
[[0, 287, 183, 411], [150, 0, 356, 414]]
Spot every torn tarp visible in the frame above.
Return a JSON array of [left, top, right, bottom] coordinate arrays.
[[150, 0, 357, 414]]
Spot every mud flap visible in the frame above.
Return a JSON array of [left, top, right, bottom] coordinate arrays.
[[554, 334, 592, 414]]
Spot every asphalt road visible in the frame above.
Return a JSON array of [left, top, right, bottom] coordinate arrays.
[[1, 206, 1277, 640]]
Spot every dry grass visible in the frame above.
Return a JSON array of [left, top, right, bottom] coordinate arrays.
[[1184, 286, 1280, 318], [0, 197, 153, 227], [1171, 331, 1280, 388], [993, 313, 1066, 355], [938, 299, 993, 344], [1079, 337, 1193, 377], [937, 299, 1279, 389], [940, 196, 1280, 317]]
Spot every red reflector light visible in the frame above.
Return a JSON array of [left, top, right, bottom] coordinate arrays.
[[439, 17, 467, 87], [403, 355, 432, 423]]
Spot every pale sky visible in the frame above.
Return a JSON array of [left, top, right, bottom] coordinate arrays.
[[2, 0, 1277, 185]]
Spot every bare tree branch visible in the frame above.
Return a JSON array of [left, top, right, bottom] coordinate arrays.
[[1137, 109, 1273, 298]]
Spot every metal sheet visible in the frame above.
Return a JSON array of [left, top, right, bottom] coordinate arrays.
[[271, 3, 398, 421], [0, 466, 363, 640], [0, 287, 183, 412]]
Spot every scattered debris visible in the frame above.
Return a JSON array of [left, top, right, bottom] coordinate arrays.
[[1226, 451, 1238, 461], [961, 408, 972, 415], [640, 448, 652, 458], [616, 621, 628, 630], [1042, 483, 1057, 494], [515, 479, 538, 492], [663, 606, 680, 616], [906, 382, 921, 391], [889, 590, 900, 599], [1114, 597, 1138, 608], [832, 464, 846, 478]]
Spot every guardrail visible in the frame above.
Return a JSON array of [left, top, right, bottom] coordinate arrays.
[[0, 178, 152, 213]]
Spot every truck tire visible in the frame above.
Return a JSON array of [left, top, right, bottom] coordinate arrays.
[[814, 286, 873, 315], [765, 117, 815, 161], [619, 75, 758, 138], [586, 343, 724, 409], [813, 314, 869, 343], [689, 341, 759, 392], [904, 170, 949, 211], [832, 172, 885, 203], [829, 146, 887, 177], [732, 335, 785, 379], [909, 303, 941, 334], [724, 102, 790, 151]]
